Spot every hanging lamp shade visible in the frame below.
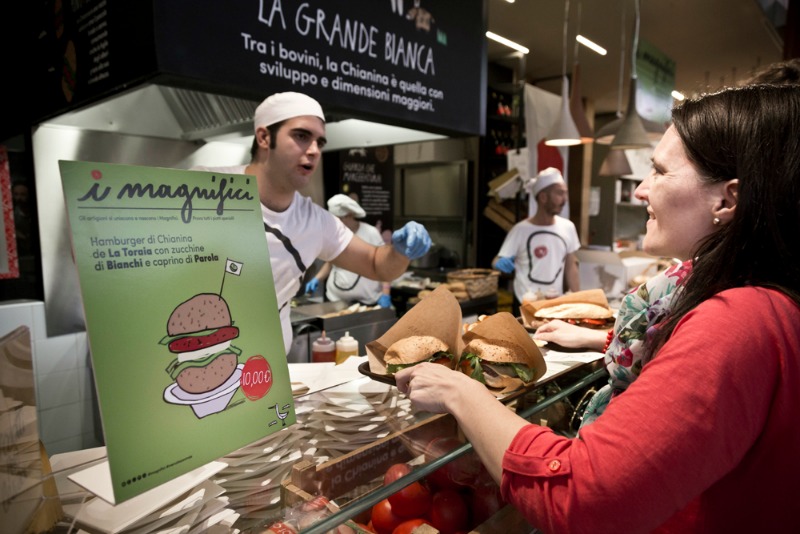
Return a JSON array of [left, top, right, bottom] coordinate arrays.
[[546, 76, 582, 146], [569, 62, 594, 143], [604, 77, 652, 149], [599, 148, 633, 176]]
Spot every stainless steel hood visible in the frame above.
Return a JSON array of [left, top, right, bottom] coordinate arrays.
[[45, 84, 447, 150]]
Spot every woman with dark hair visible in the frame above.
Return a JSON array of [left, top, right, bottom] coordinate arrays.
[[396, 84, 800, 533]]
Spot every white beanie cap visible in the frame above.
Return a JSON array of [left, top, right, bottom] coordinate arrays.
[[531, 167, 566, 198], [327, 194, 366, 218], [253, 92, 325, 134]]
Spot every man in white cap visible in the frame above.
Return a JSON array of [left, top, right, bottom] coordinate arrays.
[[194, 92, 430, 355], [305, 194, 393, 308], [492, 167, 580, 313]]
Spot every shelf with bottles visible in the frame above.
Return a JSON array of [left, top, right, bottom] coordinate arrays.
[[488, 89, 520, 121], [615, 177, 647, 206]]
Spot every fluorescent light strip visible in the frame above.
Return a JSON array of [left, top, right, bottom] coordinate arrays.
[[672, 90, 685, 101], [486, 31, 530, 54], [576, 35, 607, 56]]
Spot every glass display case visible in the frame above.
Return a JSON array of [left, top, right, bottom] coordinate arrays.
[[17, 351, 606, 534]]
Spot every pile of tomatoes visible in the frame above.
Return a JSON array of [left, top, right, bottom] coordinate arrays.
[[364, 437, 506, 534]]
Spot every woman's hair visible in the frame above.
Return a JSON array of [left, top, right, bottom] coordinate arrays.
[[645, 84, 800, 357]]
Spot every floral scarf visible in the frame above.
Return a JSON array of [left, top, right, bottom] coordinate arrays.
[[580, 260, 693, 428]]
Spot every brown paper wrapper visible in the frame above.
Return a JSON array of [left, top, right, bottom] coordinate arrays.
[[366, 286, 464, 374], [520, 288, 611, 328], [462, 312, 546, 394]]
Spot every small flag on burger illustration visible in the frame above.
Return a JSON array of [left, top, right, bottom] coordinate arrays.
[[160, 291, 244, 418]]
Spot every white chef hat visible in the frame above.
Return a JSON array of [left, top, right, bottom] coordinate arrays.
[[530, 167, 566, 198], [327, 194, 366, 218], [524, 167, 567, 217], [253, 92, 325, 134]]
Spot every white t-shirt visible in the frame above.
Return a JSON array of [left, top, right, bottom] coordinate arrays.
[[193, 165, 353, 355], [325, 221, 385, 305], [497, 216, 580, 302]]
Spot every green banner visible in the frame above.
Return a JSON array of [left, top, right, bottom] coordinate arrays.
[[636, 38, 676, 125], [60, 160, 293, 504]]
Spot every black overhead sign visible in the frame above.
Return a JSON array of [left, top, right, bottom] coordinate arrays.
[[30, 0, 488, 137]]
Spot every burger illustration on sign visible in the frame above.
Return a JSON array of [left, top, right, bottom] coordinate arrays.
[[160, 293, 244, 418]]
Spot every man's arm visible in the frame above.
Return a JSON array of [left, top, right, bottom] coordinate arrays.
[[564, 252, 580, 292], [314, 262, 332, 282], [331, 235, 409, 282]]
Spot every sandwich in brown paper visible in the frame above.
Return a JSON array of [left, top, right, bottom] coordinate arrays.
[[366, 287, 546, 396], [366, 286, 464, 376], [521, 288, 614, 330], [459, 312, 546, 395]]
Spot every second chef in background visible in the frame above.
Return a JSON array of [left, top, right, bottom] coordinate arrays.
[[305, 194, 393, 308]]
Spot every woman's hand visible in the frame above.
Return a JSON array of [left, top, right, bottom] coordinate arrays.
[[533, 319, 607, 351], [396, 362, 486, 414]]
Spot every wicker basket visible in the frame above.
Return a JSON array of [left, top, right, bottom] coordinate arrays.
[[447, 268, 500, 299]]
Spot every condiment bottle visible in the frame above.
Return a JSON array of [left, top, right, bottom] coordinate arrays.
[[311, 331, 335, 363], [335, 331, 358, 365]]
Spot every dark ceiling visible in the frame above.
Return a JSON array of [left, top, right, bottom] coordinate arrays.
[[487, 0, 786, 116]]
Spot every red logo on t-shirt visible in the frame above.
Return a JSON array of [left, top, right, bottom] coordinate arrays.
[[240, 355, 273, 400], [534, 245, 548, 259]]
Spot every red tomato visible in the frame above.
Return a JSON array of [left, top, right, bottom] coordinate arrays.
[[469, 479, 505, 527], [384, 463, 412, 486], [392, 518, 433, 534], [388, 481, 432, 518], [371, 499, 405, 534], [430, 489, 469, 534], [424, 437, 481, 491]]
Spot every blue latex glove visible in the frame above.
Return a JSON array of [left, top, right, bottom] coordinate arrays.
[[377, 294, 392, 308], [495, 256, 515, 274], [305, 277, 319, 294], [392, 221, 432, 260]]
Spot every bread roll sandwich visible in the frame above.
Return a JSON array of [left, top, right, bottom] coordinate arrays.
[[458, 312, 546, 394], [383, 335, 455, 375], [522, 289, 614, 330]]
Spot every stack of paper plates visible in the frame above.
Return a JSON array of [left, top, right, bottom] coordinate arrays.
[[302, 378, 415, 463]]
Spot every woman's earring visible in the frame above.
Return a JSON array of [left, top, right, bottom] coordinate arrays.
[[713, 217, 721, 225]]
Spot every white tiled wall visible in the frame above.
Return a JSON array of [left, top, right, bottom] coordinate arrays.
[[0, 300, 103, 456]]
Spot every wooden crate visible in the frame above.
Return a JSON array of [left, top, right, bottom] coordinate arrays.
[[281, 413, 533, 533]]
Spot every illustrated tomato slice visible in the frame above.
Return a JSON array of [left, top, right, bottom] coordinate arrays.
[[168, 326, 239, 353]]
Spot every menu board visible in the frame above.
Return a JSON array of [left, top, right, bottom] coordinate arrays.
[[30, 0, 486, 137], [59, 160, 292, 504]]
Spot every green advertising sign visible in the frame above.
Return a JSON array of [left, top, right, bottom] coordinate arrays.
[[636, 38, 676, 126], [59, 160, 293, 504]]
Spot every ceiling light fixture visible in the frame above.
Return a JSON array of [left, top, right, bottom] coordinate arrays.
[[598, 147, 633, 176], [545, 0, 582, 147], [575, 35, 607, 56], [671, 90, 685, 101], [595, 0, 659, 149], [485, 31, 530, 54]]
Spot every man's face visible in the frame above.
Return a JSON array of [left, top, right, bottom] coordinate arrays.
[[264, 116, 327, 192], [538, 183, 568, 216]]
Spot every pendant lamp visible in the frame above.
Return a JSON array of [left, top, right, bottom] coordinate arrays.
[[569, 1, 594, 144], [594, 0, 659, 148], [545, 0, 582, 147], [599, 147, 633, 176]]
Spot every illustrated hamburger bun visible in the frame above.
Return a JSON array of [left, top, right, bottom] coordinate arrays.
[[161, 293, 242, 394], [175, 352, 239, 394]]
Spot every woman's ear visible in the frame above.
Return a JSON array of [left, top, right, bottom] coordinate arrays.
[[713, 178, 739, 223]]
